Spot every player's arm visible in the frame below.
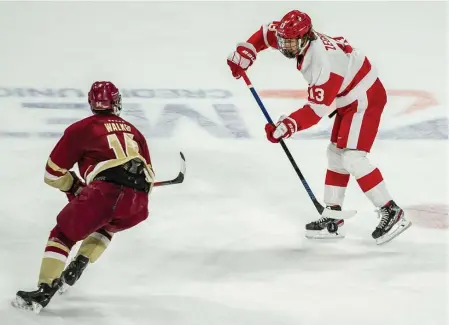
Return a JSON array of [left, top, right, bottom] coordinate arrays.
[[246, 21, 280, 52], [289, 66, 344, 131], [227, 21, 279, 79], [265, 60, 344, 142], [44, 126, 84, 195]]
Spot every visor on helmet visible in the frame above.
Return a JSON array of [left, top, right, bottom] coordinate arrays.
[[276, 35, 310, 59]]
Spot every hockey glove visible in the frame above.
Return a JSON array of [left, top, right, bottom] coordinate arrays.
[[63, 171, 85, 201], [265, 115, 298, 143], [227, 42, 257, 79]]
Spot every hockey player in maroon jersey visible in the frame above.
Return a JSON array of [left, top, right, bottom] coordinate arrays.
[[227, 10, 411, 244], [13, 81, 155, 313]]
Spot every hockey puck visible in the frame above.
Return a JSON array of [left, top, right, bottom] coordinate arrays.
[[327, 222, 338, 233]]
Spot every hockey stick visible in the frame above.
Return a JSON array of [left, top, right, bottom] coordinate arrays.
[[328, 109, 337, 119], [240, 72, 356, 219], [153, 152, 186, 187]]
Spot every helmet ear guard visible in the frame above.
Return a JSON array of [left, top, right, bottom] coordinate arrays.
[[111, 93, 123, 116]]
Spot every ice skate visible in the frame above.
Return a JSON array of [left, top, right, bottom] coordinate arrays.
[[305, 205, 345, 239], [12, 279, 62, 313], [59, 255, 89, 294], [372, 200, 411, 245]]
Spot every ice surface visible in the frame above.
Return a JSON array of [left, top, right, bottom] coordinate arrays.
[[0, 2, 447, 325]]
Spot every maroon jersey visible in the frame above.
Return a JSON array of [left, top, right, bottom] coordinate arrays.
[[44, 114, 154, 190]]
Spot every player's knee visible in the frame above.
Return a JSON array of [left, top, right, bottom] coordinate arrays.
[[48, 225, 76, 250], [326, 142, 346, 173], [341, 149, 375, 178]]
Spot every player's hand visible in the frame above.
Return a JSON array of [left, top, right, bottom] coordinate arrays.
[[63, 171, 85, 201], [265, 115, 298, 143], [227, 42, 257, 79]]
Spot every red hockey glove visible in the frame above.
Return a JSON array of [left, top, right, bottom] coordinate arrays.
[[264, 115, 298, 143], [227, 42, 257, 79]]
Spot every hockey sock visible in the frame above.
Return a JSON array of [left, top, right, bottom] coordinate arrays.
[[77, 228, 113, 263], [38, 225, 76, 285], [324, 143, 350, 206], [341, 150, 392, 207], [324, 170, 350, 206], [357, 168, 392, 207]]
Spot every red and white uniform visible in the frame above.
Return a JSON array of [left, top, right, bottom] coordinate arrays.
[[239, 21, 392, 209], [249, 21, 387, 152]]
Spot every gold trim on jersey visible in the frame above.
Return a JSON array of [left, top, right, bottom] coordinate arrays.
[[46, 158, 68, 174], [85, 154, 155, 187], [44, 158, 74, 191], [44, 169, 74, 192]]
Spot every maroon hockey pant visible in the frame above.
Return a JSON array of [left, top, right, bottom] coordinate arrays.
[[56, 181, 149, 242]]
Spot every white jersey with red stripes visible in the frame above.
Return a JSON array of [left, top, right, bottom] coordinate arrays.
[[251, 22, 378, 131], [299, 32, 377, 112]]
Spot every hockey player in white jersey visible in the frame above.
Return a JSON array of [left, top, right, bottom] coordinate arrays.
[[227, 9, 411, 244]]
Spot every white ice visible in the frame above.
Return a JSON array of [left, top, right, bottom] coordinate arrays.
[[0, 2, 448, 325]]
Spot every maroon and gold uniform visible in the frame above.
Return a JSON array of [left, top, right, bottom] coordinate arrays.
[[16, 82, 155, 306]]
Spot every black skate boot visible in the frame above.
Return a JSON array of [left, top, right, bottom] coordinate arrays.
[[305, 205, 345, 239], [372, 200, 411, 245], [61, 255, 89, 287], [13, 278, 63, 313]]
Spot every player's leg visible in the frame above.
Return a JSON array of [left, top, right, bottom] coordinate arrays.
[[14, 182, 119, 311], [13, 224, 77, 312], [60, 157, 151, 291], [61, 185, 149, 290], [103, 186, 149, 233], [76, 228, 113, 264], [305, 114, 348, 238], [61, 228, 113, 288], [57, 183, 122, 289], [60, 187, 149, 291], [337, 79, 411, 244]]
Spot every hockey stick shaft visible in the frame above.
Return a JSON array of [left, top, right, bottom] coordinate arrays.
[[153, 152, 186, 187], [240, 72, 356, 219], [240, 72, 325, 214]]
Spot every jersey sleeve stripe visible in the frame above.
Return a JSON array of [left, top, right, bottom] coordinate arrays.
[[309, 102, 334, 117], [46, 158, 68, 175]]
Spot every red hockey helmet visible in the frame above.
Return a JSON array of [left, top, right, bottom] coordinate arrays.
[[276, 10, 313, 58], [88, 81, 122, 116]]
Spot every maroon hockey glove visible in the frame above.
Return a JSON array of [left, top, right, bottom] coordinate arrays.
[[63, 171, 85, 201]]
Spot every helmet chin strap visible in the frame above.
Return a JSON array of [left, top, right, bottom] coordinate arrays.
[[297, 38, 310, 56]]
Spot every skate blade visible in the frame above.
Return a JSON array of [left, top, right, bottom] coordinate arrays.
[[305, 230, 345, 240], [11, 296, 43, 314], [376, 218, 412, 245]]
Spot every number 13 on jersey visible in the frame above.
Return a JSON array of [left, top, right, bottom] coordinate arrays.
[[308, 87, 325, 102]]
